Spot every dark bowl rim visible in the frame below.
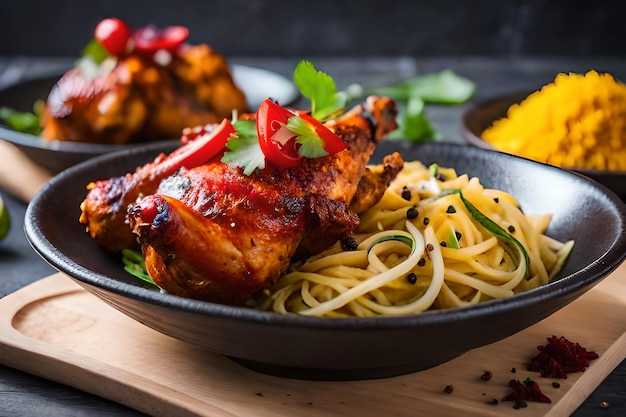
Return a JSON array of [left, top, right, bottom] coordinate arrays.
[[461, 89, 626, 177], [0, 123, 180, 156], [25, 141, 626, 331]]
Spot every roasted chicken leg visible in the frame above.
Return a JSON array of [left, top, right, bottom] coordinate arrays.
[[42, 44, 247, 144]]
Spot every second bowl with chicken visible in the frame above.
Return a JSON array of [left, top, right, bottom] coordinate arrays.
[[0, 65, 299, 173]]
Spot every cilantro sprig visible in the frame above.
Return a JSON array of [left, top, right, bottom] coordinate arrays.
[[365, 69, 476, 105], [293, 60, 347, 121], [286, 116, 329, 158], [221, 119, 266, 175], [349, 69, 476, 142]]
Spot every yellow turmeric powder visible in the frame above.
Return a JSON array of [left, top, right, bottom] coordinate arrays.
[[481, 70, 626, 171]]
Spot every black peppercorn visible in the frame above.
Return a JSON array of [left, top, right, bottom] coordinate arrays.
[[401, 186, 412, 201], [341, 236, 358, 251]]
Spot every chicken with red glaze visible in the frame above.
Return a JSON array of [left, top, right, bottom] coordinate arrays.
[[41, 18, 247, 144], [79, 61, 402, 305]]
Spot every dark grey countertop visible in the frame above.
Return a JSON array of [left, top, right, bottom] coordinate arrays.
[[1, 55, 625, 416]]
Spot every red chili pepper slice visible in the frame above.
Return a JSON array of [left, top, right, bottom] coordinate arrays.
[[159, 119, 236, 174], [94, 18, 132, 57], [256, 98, 302, 169], [132, 24, 189, 54], [256, 98, 349, 169]]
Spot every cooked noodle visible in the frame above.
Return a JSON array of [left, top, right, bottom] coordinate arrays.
[[253, 161, 574, 317]]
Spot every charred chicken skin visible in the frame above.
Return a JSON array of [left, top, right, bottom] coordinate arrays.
[[78, 120, 238, 252], [80, 96, 400, 305], [41, 28, 247, 144]]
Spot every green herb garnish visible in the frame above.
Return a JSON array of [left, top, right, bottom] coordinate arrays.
[[366, 69, 476, 104], [446, 229, 461, 249], [428, 163, 440, 178], [221, 119, 266, 175], [293, 60, 347, 121], [440, 189, 531, 279], [223, 61, 343, 173], [385, 96, 440, 141], [350, 69, 476, 142], [367, 233, 416, 256], [286, 115, 329, 158], [80, 39, 110, 66], [121, 249, 158, 287], [0, 101, 44, 135]]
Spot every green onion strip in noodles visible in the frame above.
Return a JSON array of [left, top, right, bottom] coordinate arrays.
[[295, 222, 443, 316]]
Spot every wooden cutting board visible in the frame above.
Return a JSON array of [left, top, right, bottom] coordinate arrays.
[[1, 263, 626, 417]]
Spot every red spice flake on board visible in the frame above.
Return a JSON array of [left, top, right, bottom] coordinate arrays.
[[528, 335, 599, 378], [502, 378, 552, 404]]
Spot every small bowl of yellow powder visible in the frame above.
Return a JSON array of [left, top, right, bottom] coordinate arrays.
[[462, 70, 626, 200]]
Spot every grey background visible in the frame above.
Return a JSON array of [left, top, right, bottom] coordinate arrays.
[[0, 0, 624, 58]]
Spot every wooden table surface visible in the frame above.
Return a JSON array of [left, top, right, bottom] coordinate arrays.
[[1, 55, 625, 416]]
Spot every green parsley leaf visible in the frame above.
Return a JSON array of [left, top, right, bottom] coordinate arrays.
[[366, 69, 476, 104], [386, 96, 440, 142], [232, 118, 257, 138], [221, 119, 266, 175], [80, 39, 110, 66], [286, 116, 329, 158], [349, 69, 475, 142], [293, 60, 346, 121], [121, 249, 158, 287], [0, 105, 42, 135]]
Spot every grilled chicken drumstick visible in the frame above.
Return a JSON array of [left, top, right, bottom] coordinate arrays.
[[78, 121, 237, 252], [81, 96, 400, 304], [42, 32, 247, 144]]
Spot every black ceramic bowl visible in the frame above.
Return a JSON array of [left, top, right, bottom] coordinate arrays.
[[25, 141, 626, 380], [0, 65, 298, 173], [462, 90, 626, 201]]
